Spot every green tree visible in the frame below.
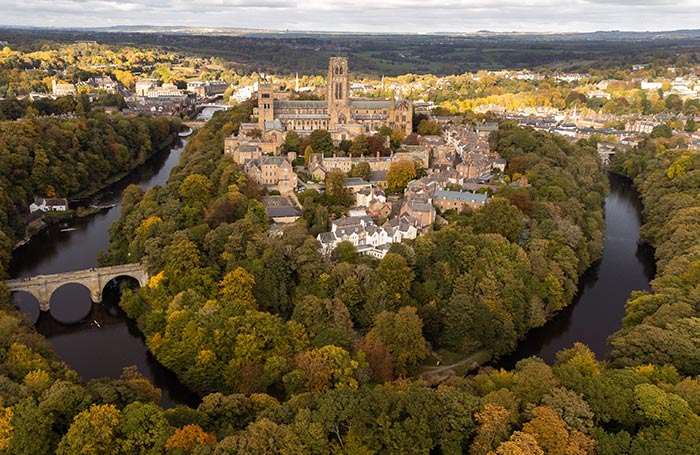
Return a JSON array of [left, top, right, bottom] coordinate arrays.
[[350, 161, 371, 182], [179, 174, 213, 209], [650, 124, 673, 138], [325, 170, 348, 205], [283, 130, 301, 153], [349, 134, 369, 156], [367, 306, 428, 377], [471, 197, 524, 242], [309, 129, 334, 155], [332, 240, 359, 264], [417, 119, 443, 135], [118, 402, 171, 454]]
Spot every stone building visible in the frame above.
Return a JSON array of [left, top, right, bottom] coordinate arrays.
[[432, 190, 488, 211], [257, 57, 412, 141], [51, 80, 77, 97], [244, 156, 297, 194]]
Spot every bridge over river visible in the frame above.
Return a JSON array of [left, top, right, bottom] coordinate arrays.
[[4, 263, 148, 311]]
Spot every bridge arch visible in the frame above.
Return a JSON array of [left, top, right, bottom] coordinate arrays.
[[3, 263, 149, 319], [11, 291, 41, 323], [50, 283, 93, 324]]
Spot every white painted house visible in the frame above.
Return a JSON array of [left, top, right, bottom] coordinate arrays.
[[317, 210, 417, 259], [29, 198, 68, 213]]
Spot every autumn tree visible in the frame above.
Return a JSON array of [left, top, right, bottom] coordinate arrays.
[[386, 160, 416, 193], [56, 404, 121, 455], [179, 174, 213, 210], [165, 424, 216, 452]]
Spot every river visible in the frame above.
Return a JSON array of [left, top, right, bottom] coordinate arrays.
[[8, 113, 227, 409], [495, 173, 656, 368], [9, 125, 653, 405]]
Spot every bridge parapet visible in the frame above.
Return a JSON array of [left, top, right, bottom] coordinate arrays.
[[4, 263, 149, 312]]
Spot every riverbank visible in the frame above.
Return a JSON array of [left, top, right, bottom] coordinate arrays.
[[9, 139, 196, 408], [492, 173, 654, 369], [12, 137, 181, 252]]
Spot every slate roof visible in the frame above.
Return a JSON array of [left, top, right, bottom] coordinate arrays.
[[349, 99, 392, 109], [274, 100, 327, 109], [433, 190, 488, 204]]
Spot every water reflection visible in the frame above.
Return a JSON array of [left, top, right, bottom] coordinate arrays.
[[494, 174, 656, 368], [9, 140, 199, 409]]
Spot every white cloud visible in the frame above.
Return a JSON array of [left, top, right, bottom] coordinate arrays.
[[1, 0, 700, 32]]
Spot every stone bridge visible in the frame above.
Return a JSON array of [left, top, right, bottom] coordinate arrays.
[[183, 120, 206, 129], [4, 263, 149, 311]]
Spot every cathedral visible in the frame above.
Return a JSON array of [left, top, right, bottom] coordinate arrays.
[[257, 57, 413, 142]]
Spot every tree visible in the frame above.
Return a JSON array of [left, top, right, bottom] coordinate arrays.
[[650, 124, 673, 138], [0, 407, 11, 452], [367, 306, 428, 377], [165, 424, 216, 452], [8, 398, 53, 455], [179, 174, 213, 209], [325, 170, 348, 204], [57, 404, 121, 455], [368, 134, 387, 155], [295, 345, 359, 392], [495, 432, 544, 455], [283, 130, 301, 153], [350, 161, 371, 182], [470, 403, 511, 455], [387, 160, 416, 193], [309, 129, 334, 154], [219, 267, 257, 314], [417, 119, 443, 136], [292, 296, 354, 348], [521, 406, 595, 455], [349, 134, 369, 156], [471, 197, 524, 242], [332, 240, 359, 264], [119, 402, 171, 454]]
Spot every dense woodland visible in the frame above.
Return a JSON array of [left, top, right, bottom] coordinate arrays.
[[608, 137, 700, 376], [0, 99, 698, 451], [3, 27, 700, 76], [0, 105, 181, 276]]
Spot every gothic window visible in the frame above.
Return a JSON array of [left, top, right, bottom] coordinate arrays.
[[335, 82, 343, 100]]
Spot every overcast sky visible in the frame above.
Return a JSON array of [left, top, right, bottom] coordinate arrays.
[[1, 0, 699, 33]]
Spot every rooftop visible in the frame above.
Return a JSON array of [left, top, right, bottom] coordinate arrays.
[[434, 190, 488, 204]]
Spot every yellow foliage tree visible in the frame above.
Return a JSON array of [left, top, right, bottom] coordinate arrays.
[[0, 407, 12, 452], [165, 424, 216, 452]]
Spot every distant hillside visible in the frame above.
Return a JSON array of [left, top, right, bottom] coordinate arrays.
[[2, 26, 700, 76]]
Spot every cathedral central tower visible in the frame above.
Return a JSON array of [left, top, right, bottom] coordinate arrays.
[[327, 56, 350, 126]]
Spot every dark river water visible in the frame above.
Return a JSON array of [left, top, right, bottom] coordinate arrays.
[[9, 138, 200, 408], [496, 173, 656, 368], [8, 122, 653, 405], [10, 107, 225, 408]]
